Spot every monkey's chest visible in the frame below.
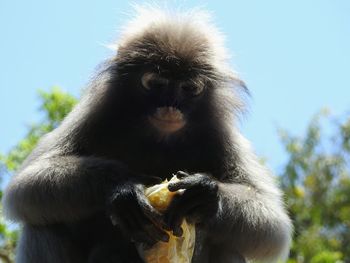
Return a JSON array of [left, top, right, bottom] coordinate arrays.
[[123, 146, 218, 180]]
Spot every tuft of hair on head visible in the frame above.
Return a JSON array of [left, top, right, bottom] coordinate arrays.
[[110, 4, 242, 82]]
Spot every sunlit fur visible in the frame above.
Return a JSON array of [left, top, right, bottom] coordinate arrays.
[[3, 6, 292, 263]]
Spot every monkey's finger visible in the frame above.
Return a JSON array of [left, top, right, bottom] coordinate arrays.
[[131, 208, 169, 243], [117, 206, 159, 246], [129, 209, 167, 245], [165, 188, 200, 217], [164, 199, 185, 238], [168, 200, 202, 237], [143, 205, 167, 229], [143, 223, 169, 243], [170, 217, 183, 237], [137, 194, 168, 229], [175, 171, 190, 179], [168, 174, 204, 191], [167, 189, 207, 215], [167, 197, 203, 224], [165, 190, 203, 235], [135, 187, 168, 228]]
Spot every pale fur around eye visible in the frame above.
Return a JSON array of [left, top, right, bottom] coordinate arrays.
[[179, 81, 204, 96], [141, 72, 156, 90], [141, 72, 168, 90]]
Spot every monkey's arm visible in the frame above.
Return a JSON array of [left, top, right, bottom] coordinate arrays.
[[166, 132, 292, 262], [212, 180, 292, 261], [208, 133, 292, 261], [3, 155, 129, 225], [167, 172, 291, 262]]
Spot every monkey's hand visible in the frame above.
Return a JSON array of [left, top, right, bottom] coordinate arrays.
[[164, 171, 219, 236], [109, 177, 170, 247]]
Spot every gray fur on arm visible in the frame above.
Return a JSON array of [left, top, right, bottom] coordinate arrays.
[[3, 155, 125, 225], [209, 131, 292, 262]]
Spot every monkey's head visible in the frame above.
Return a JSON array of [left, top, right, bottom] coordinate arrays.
[[109, 7, 246, 138]]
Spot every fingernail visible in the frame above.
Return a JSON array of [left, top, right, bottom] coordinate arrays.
[[168, 184, 175, 191]]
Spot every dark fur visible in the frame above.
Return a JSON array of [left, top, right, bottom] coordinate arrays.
[[3, 8, 292, 263]]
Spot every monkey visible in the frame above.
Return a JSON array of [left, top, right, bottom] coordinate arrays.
[[3, 6, 292, 263]]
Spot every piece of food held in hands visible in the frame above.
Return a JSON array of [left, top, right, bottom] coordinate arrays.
[[140, 176, 195, 263]]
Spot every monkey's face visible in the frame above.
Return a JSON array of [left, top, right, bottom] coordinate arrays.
[[115, 62, 209, 137], [137, 71, 206, 135]]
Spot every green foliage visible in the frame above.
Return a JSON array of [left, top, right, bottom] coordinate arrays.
[[0, 87, 77, 262], [0, 209, 17, 263], [281, 111, 350, 263], [0, 87, 77, 172], [310, 251, 343, 263]]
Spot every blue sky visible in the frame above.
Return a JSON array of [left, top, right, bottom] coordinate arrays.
[[0, 0, 349, 172]]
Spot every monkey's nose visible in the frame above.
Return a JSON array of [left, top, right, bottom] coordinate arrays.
[[157, 87, 181, 106]]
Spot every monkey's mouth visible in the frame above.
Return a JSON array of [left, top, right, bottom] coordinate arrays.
[[148, 107, 186, 133]]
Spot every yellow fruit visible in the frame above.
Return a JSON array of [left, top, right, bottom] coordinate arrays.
[[141, 176, 196, 263]]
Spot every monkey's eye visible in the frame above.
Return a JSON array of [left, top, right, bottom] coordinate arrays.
[[141, 72, 168, 90], [180, 82, 204, 96]]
